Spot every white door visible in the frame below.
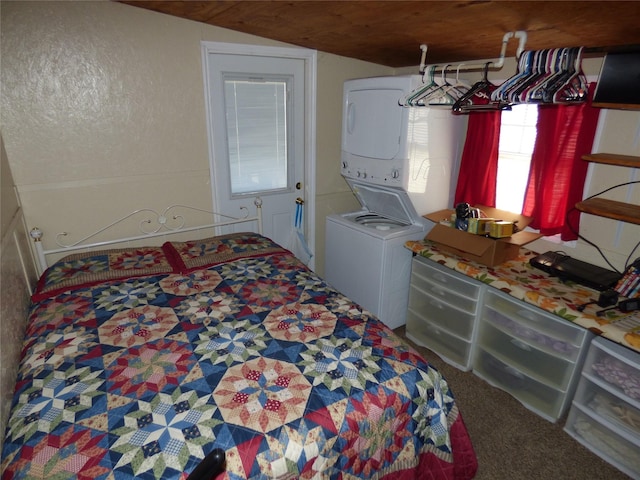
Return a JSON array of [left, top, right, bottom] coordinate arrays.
[[202, 43, 316, 267]]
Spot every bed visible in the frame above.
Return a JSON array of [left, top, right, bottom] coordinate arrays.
[[0, 202, 478, 480]]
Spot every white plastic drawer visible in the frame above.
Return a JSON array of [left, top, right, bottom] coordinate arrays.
[[483, 289, 587, 350], [473, 348, 569, 422], [410, 273, 479, 315], [476, 320, 577, 390], [565, 404, 640, 479], [482, 304, 582, 362], [573, 376, 640, 439], [408, 285, 477, 339], [406, 309, 474, 371], [412, 257, 483, 301], [583, 336, 640, 402]]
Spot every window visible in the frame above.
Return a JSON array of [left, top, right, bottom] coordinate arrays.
[[455, 87, 598, 240], [495, 104, 538, 213], [223, 76, 290, 196]]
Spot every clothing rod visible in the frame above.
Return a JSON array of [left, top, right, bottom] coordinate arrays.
[[418, 31, 528, 73]]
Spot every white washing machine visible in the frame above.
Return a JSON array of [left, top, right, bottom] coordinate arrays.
[[325, 182, 430, 330]]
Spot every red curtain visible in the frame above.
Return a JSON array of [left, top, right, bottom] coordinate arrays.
[[522, 84, 600, 240], [453, 110, 501, 207]]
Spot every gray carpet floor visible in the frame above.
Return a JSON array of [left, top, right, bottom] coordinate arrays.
[[394, 326, 633, 480]]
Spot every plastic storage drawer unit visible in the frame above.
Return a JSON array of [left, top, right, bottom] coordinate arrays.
[[473, 289, 592, 422], [564, 336, 640, 479], [406, 256, 484, 371], [474, 348, 574, 420], [482, 290, 585, 361]]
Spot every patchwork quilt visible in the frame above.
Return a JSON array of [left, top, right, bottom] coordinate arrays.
[[1, 233, 477, 479]]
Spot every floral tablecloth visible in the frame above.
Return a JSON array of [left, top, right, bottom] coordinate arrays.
[[405, 240, 640, 354]]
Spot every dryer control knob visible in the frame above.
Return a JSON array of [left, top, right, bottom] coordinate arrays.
[[391, 169, 400, 179], [356, 170, 361, 177], [361, 171, 367, 179], [342, 161, 348, 169]]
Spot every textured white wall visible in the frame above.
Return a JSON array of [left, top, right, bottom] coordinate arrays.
[[1, 1, 212, 247], [0, 1, 392, 277]]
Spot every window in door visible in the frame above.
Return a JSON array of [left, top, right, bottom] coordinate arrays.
[[223, 76, 291, 196]]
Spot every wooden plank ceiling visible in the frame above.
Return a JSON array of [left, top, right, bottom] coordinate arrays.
[[118, 1, 640, 67]]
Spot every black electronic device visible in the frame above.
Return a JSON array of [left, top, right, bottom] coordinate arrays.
[[619, 298, 640, 312], [596, 298, 640, 317], [529, 251, 622, 291], [592, 51, 640, 108], [576, 289, 619, 311]]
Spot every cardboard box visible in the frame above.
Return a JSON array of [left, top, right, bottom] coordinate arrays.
[[424, 206, 542, 267]]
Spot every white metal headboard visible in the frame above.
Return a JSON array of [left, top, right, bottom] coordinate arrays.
[[30, 198, 263, 274]]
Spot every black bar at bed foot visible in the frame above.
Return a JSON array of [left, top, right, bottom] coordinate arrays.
[[187, 448, 226, 480]]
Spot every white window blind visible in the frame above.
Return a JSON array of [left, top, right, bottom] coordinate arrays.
[[223, 77, 290, 195]]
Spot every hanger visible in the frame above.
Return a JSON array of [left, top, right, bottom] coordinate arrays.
[[508, 49, 551, 104], [420, 65, 462, 106], [550, 47, 588, 103], [404, 31, 529, 109], [516, 48, 559, 103], [440, 64, 472, 101], [453, 63, 510, 112], [492, 50, 534, 103], [526, 47, 567, 103], [399, 66, 440, 107], [520, 47, 587, 104], [491, 47, 589, 106]]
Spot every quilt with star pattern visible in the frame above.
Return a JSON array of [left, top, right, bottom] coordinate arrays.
[[1, 232, 477, 480]]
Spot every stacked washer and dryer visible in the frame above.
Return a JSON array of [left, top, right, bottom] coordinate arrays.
[[325, 75, 466, 329]]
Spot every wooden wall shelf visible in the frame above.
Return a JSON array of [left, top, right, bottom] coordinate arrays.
[[592, 103, 640, 111], [576, 198, 640, 225], [577, 154, 640, 225], [582, 153, 640, 168]]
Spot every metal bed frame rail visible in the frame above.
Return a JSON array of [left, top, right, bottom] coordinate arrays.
[[29, 198, 263, 274]]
